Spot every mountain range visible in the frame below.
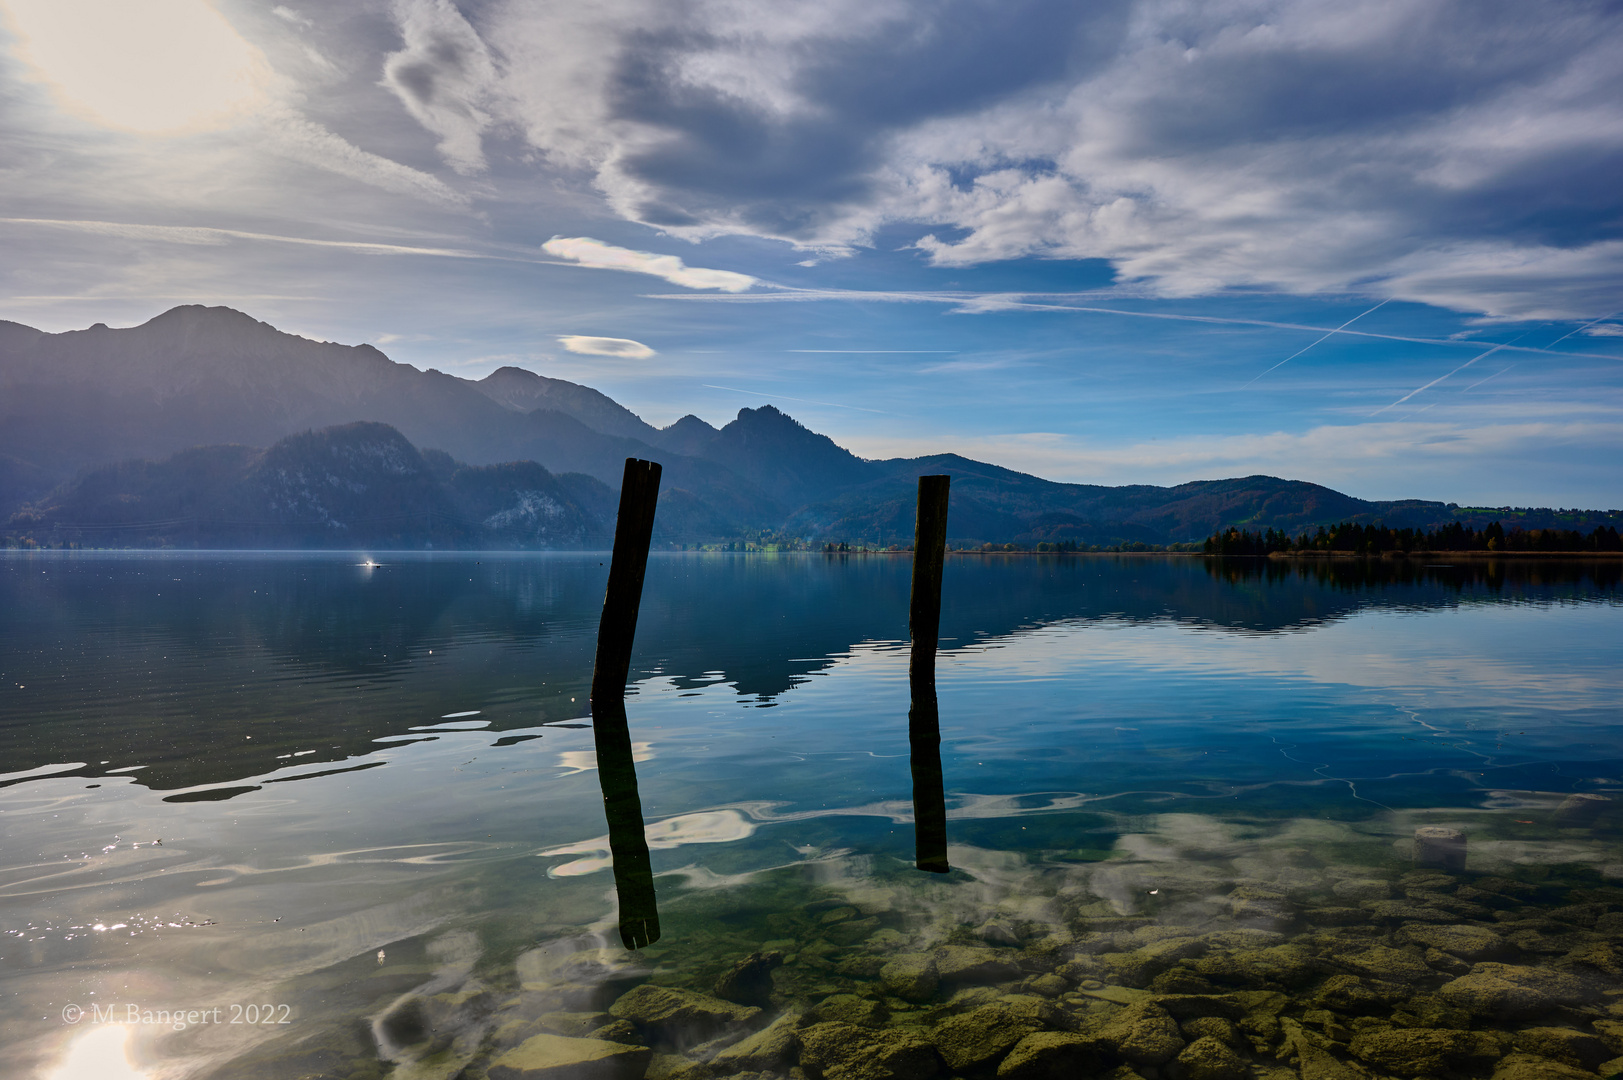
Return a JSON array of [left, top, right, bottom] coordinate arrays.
[[3, 305, 1617, 548]]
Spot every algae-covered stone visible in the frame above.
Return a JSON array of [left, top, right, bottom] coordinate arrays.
[[1151, 994, 1246, 1021], [1332, 879, 1391, 902], [1333, 944, 1434, 984], [609, 984, 761, 1043], [1395, 923, 1505, 960], [487, 1033, 653, 1080], [1096, 1001, 1184, 1066], [797, 1020, 939, 1080], [995, 1031, 1106, 1080], [933, 945, 1021, 987], [810, 993, 888, 1027], [1295, 1041, 1364, 1080], [1024, 973, 1068, 998], [1348, 1028, 1501, 1077], [1596, 1019, 1623, 1055], [713, 951, 784, 1007], [931, 1000, 1049, 1073], [711, 1010, 802, 1072], [1492, 1052, 1602, 1080], [1100, 937, 1208, 986], [1177, 1035, 1249, 1080], [1181, 1017, 1243, 1048], [1436, 962, 1597, 1019], [880, 954, 939, 1003], [1190, 943, 1317, 989], [1309, 974, 1397, 1015], [1512, 1027, 1614, 1070], [537, 1011, 612, 1038], [1561, 941, 1623, 976]]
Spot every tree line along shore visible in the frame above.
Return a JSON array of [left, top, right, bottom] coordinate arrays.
[[1204, 521, 1623, 558]]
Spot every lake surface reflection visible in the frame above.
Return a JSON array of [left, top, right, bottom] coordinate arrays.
[[3, 552, 1621, 1080]]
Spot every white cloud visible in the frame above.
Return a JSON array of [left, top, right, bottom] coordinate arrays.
[[541, 236, 756, 292], [1584, 324, 1623, 337], [380, 0, 499, 176], [467, 0, 1623, 319], [559, 335, 655, 359], [271, 6, 312, 29]]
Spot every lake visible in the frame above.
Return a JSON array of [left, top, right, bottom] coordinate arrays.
[[3, 551, 1622, 1080]]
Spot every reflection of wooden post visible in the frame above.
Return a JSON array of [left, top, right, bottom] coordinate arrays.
[[909, 476, 951, 873], [1414, 826, 1466, 872], [1556, 793, 1610, 826], [592, 459, 662, 704], [910, 664, 949, 874], [593, 699, 660, 948]]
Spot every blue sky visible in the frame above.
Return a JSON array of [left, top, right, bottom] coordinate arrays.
[[1, 0, 1621, 506]]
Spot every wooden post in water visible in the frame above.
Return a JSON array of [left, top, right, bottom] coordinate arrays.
[[591, 458, 663, 704], [588, 457, 664, 947], [909, 475, 951, 873], [910, 475, 951, 665]]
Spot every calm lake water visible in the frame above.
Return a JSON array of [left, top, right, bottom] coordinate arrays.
[[3, 552, 1622, 1080]]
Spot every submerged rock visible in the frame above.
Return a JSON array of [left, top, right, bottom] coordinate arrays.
[[1436, 962, 1597, 1019], [810, 993, 889, 1027], [880, 954, 939, 1003], [797, 1020, 939, 1080], [1492, 1052, 1603, 1080], [486, 1033, 652, 1080], [1395, 923, 1506, 961], [1177, 1034, 1250, 1080], [932, 945, 1021, 987], [710, 1010, 802, 1072], [1093, 1001, 1185, 1066], [609, 985, 761, 1045], [930, 997, 1056, 1073], [1512, 1026, 1615, 1070], [713, 951, 784, 1007], [995, 1031, 1106, 1080], [1348, 1027, 1502, 1077]]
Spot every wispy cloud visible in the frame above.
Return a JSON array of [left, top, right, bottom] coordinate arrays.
[[380, 0, 499, 176], [542, 237, 756, 292], [0, 217, 491, 258], [560, 335, 655, 359]]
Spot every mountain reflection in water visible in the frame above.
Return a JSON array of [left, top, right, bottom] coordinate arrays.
[[3, 552, 1617, 793]]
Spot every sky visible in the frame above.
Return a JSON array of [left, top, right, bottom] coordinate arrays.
[[1, 0, 1621, 508]]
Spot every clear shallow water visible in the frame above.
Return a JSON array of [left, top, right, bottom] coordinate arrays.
[[2, 552, 1622, 1079]]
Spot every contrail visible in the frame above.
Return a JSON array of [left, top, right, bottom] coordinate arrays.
[[1462, 364, 1515, 392], [1544, 309, 1621, 349], [1241, 298, 1392, 388], [1369, 340, 1518, 417], [651, 289, 1623, 361]]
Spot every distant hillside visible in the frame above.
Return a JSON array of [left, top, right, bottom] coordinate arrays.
[[9, 423, 611, 548], [3, 305, 1617, 548]]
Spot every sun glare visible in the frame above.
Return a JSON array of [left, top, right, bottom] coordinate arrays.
[[44, 1024, 152, 1080], [1, 0, 272, 134]]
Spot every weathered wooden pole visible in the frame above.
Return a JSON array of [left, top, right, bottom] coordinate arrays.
[[591, 458, 663, 704], [909, 475, 951, 873], [593, 697, 661, 948], [910, 475, 951, 666], [589, 457, 663, 948]]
